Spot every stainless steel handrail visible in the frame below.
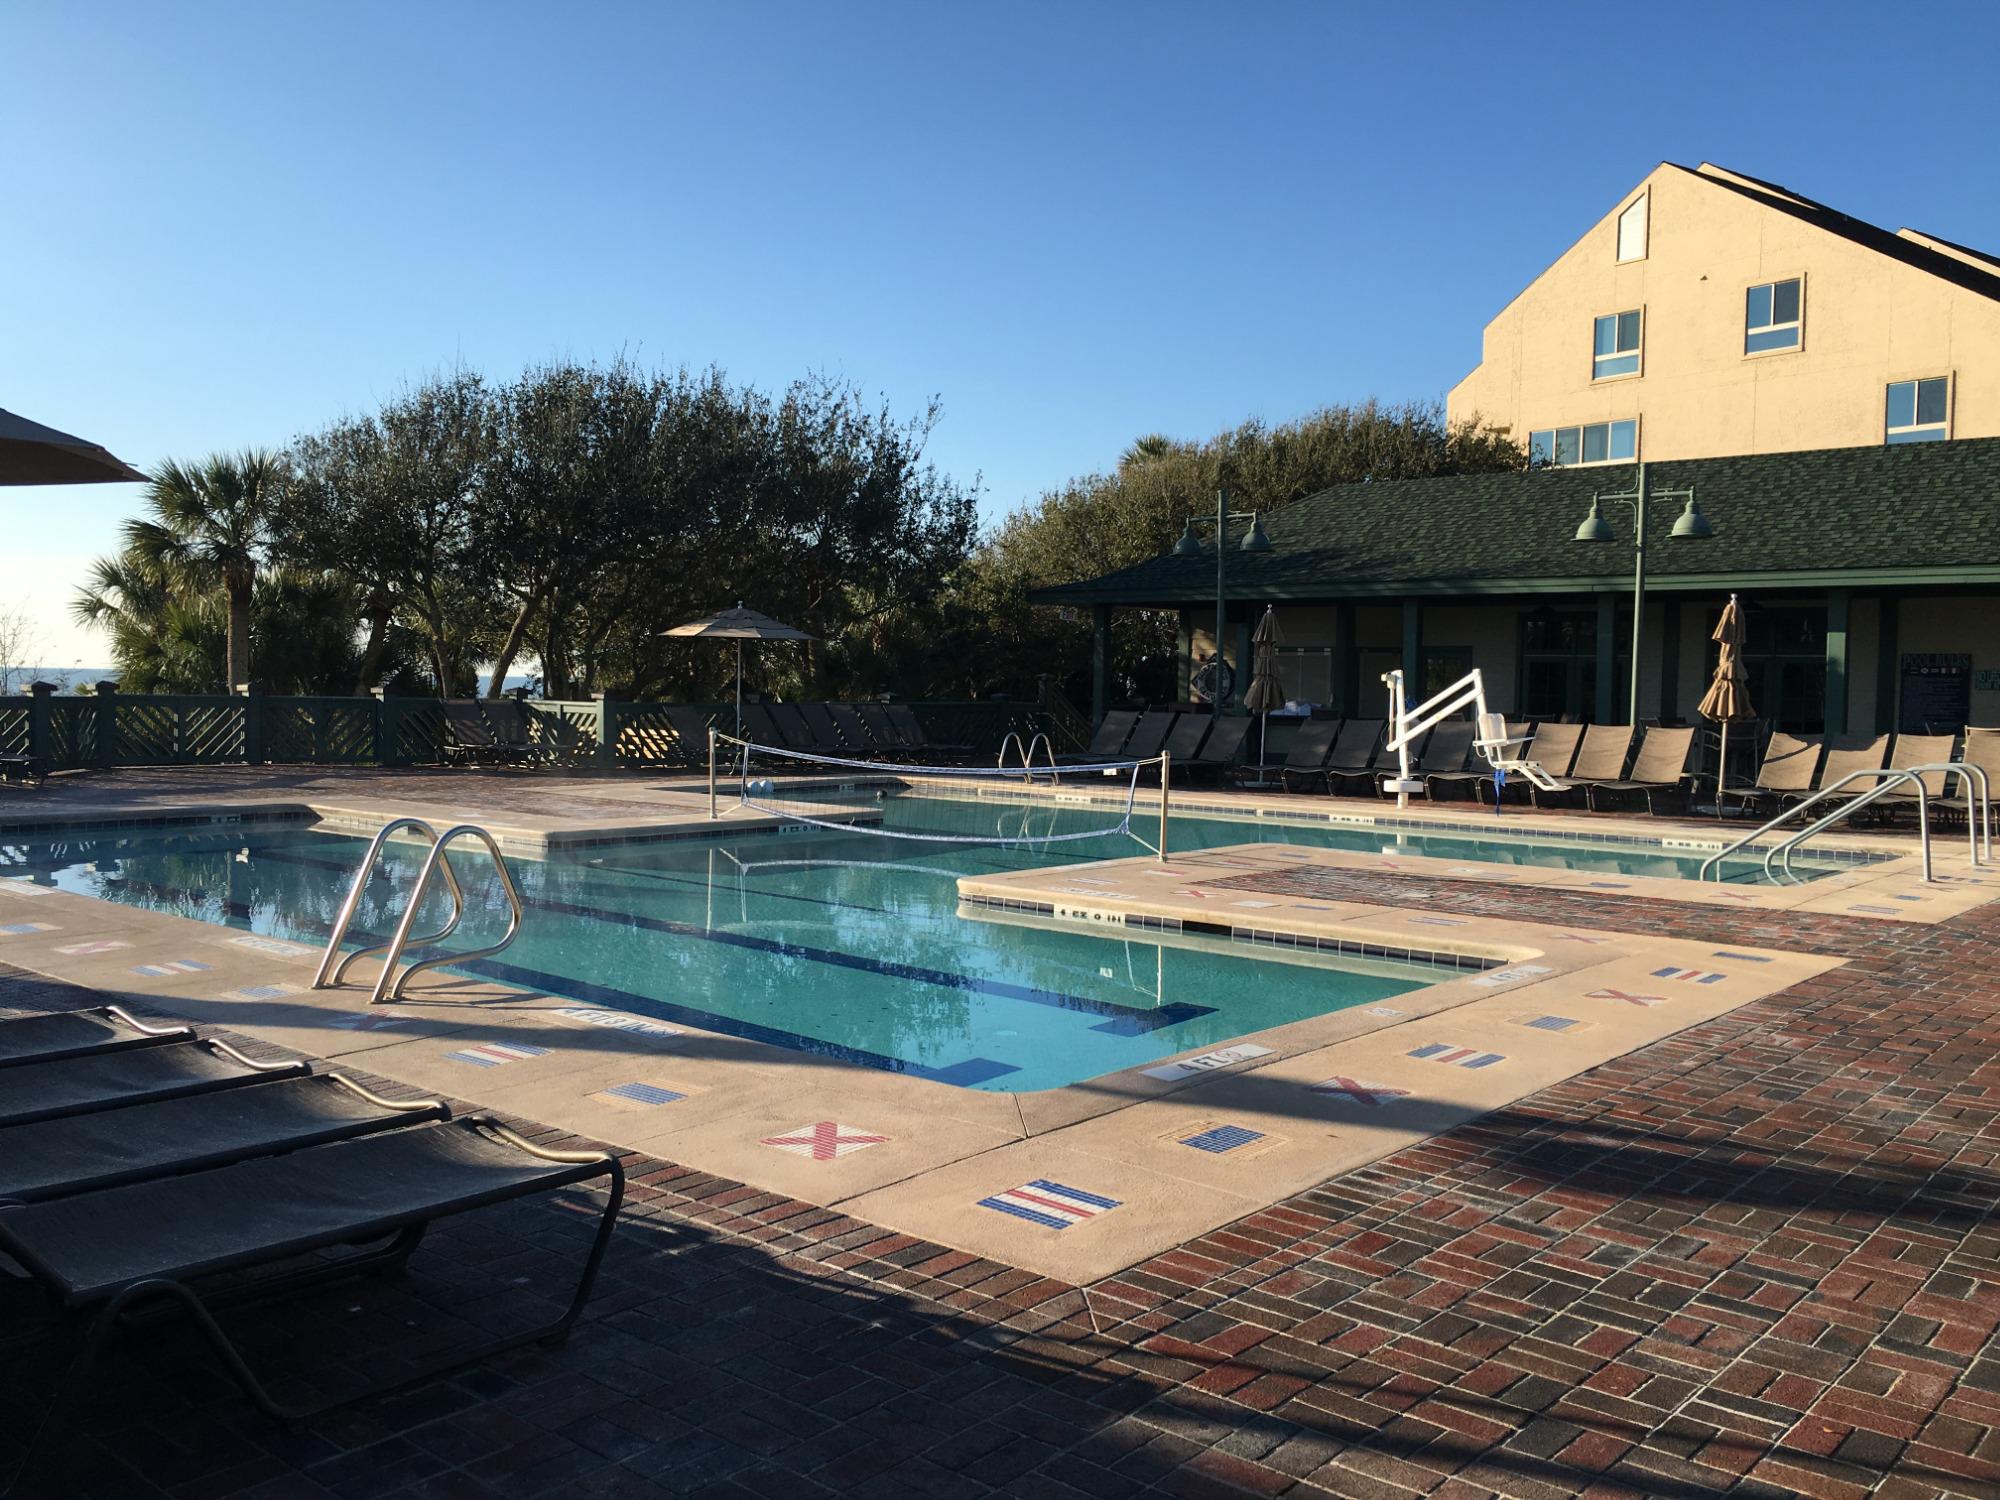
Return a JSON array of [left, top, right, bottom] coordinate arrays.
[[996, 730, 1061, 783], [312, 817, 468, 989], [1773, 762, 1989, 884], [1699, 759, 1991, 884], [368, 825, 525, 1005], [1765, 770, 1929, 884]]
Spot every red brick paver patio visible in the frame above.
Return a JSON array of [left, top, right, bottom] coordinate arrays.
[[5, 867, 1999, 1499]]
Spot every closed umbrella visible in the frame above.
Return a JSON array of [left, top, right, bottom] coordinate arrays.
[[1698, 593, 1755, 818], [1243, 606, 1287, 780], [661, 604, 814, 741], [0, 408, 146, 485]]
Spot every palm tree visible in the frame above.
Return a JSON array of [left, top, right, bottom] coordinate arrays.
[[125, 452, 279, 693]]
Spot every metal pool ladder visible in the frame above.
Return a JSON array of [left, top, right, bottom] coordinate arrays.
[[311, 817, 526, 1004], [1697, 762, 1991, 885]]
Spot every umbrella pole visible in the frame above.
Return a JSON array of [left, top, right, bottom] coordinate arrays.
[[735, 640, 743, 741], [1260, 712, 1268, 770], [1717, 720, 1729, 820]]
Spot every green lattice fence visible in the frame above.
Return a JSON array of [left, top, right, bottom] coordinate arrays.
[[606, 703, 719, 766], [261, 698, 378, 763], [527, 700, 601, 756], [44, 699, 100, 771], [0, 702, 29, 760], [113, 697, 248, 764]]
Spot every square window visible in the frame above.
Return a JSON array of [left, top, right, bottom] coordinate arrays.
[[1593, 308, 1642, 379], [1745, 278, 1802, 354], [1886, 376, 1949, 443]]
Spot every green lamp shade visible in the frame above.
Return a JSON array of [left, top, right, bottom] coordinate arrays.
[[1239, 513, 1272, 552], [1573, 498, 1615, 542], [1172, 519, 1201, 558], [1670, 496, 1714, 539]]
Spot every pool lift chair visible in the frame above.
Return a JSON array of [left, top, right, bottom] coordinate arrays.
[[1379, 667, 1563, 812]]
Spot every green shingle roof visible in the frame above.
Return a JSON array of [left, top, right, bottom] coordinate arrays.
[[1031, 437, 2000, 606]]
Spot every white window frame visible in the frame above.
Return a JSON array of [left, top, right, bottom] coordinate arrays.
[[1592, 307, 1644, 382], [1744, 274, 1805, 356], [1529, 418, 1640, 469], [1616, 193, 1648, 263], [1885, 374, 1952, 443]]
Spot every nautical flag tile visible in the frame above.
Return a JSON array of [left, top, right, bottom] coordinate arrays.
[[1170, 1121, 1279, 1157], [1519, 1014, 1584, 1033], [445, 1040, 548, 1068], [1586, 881, 1632, 889], [1362, 1006, 1405, 1018], [1230, 899, 1279, 909], [1559, 932, 1613, 945], [977, 1179, 1121, 1230], [54, 940, 132, 956], [1409, 1043, 1504, 1068], [328, 1011, 412, 1031], [594, 1081, 686, 1108], [1651, 966, 1726, 984], [1711, 950, 1773, 962], [761, 1121, 888, 1160], [1142, 1042, 1275, 1082], [1407, 915, 1467, 927], [130, 959, 212, 977], [1848, 903, 1899, 915], [0, 922, 56, 936], [217, 982, 301, 1002], [229, 935, 315, 959], [1172, 888, 1214, 900], [1309, 1076, 1409, 1107], [1586, 987, 1665, 1007], [1891, 895, 1924, 903]]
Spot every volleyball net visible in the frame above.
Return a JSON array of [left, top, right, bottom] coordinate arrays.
[[707, 733, 1171, 854]]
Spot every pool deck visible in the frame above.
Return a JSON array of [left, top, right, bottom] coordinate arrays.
[[7, 766, 2000, 1496]]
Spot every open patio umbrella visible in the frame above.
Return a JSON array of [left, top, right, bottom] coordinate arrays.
[[660, 604, 813, 741], [1243, 606, 1288, 779], [0, 408, 146, 485], [1698, 593, 1755, 819]]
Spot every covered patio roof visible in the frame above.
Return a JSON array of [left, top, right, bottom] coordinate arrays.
[[1031, 437, 2000, 607]]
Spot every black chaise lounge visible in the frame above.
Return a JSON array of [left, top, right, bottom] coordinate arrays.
[[0, 1022, 623, 1493], [0, 1004, 192, 1069], [0, 1038, 310, 1129]]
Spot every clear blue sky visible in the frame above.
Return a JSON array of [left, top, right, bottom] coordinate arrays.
[[6, 0, 1998, 666]]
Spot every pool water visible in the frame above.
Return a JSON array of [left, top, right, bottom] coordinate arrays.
[[0, 797, 1835, 1091]]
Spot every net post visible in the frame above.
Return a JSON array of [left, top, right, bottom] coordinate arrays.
[[1158, 752, 1170, 864], [708, 729, 718, 820]]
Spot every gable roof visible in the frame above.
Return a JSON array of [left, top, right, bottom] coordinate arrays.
[[1681, 162, 2000, 306], [1031, 437, 2000, 607]]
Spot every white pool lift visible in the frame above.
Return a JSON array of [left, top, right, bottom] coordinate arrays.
[[1379, 667, 1561, 811]]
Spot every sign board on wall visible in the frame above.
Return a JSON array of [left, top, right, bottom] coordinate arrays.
[[1901, 652, 1971, 731]]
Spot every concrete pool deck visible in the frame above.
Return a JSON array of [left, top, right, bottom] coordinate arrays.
[[9, 765, 2000, 1496], [5, 764, 1968, 1282]]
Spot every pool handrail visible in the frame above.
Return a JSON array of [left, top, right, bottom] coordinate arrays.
[[312, 817, 468, 990], [1764, 770, 1929, 886], [368, 824, 525, 1004], [1770, 761, 1988, 884]]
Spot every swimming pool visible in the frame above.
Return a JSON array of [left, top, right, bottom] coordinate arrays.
[[0, 798, 1847, 1091]]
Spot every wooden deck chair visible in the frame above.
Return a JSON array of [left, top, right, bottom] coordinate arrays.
[[1530, 724, 1636, 807], [1584, 725, 1699, 814]]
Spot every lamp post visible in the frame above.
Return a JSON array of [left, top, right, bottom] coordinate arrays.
[[1572, 461, 1713, 726], [1172, 486, 1271, 717]]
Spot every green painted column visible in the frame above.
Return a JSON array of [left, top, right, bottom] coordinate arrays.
[[1594, 594, 1616, 719], [1874, 595, 1900, 732], [1402, 599, 1423, 695], [1659, 599, 1681, 723], [1825, 589, 1851, 736], [1175, 612, 1191, 702], [1233, 613, 1252, 711], [1336, 602, 1359, 716], [1090, 605, 1112, 723]]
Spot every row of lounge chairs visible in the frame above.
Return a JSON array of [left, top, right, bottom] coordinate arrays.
[[1722, 726, 1999, 820], [0, 1004, 622, 1485], [646, 701, 972, 767], [439, 698, 590, 767]]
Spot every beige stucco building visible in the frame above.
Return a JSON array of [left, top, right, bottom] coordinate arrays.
[[1448, 162, 2000, 463]]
